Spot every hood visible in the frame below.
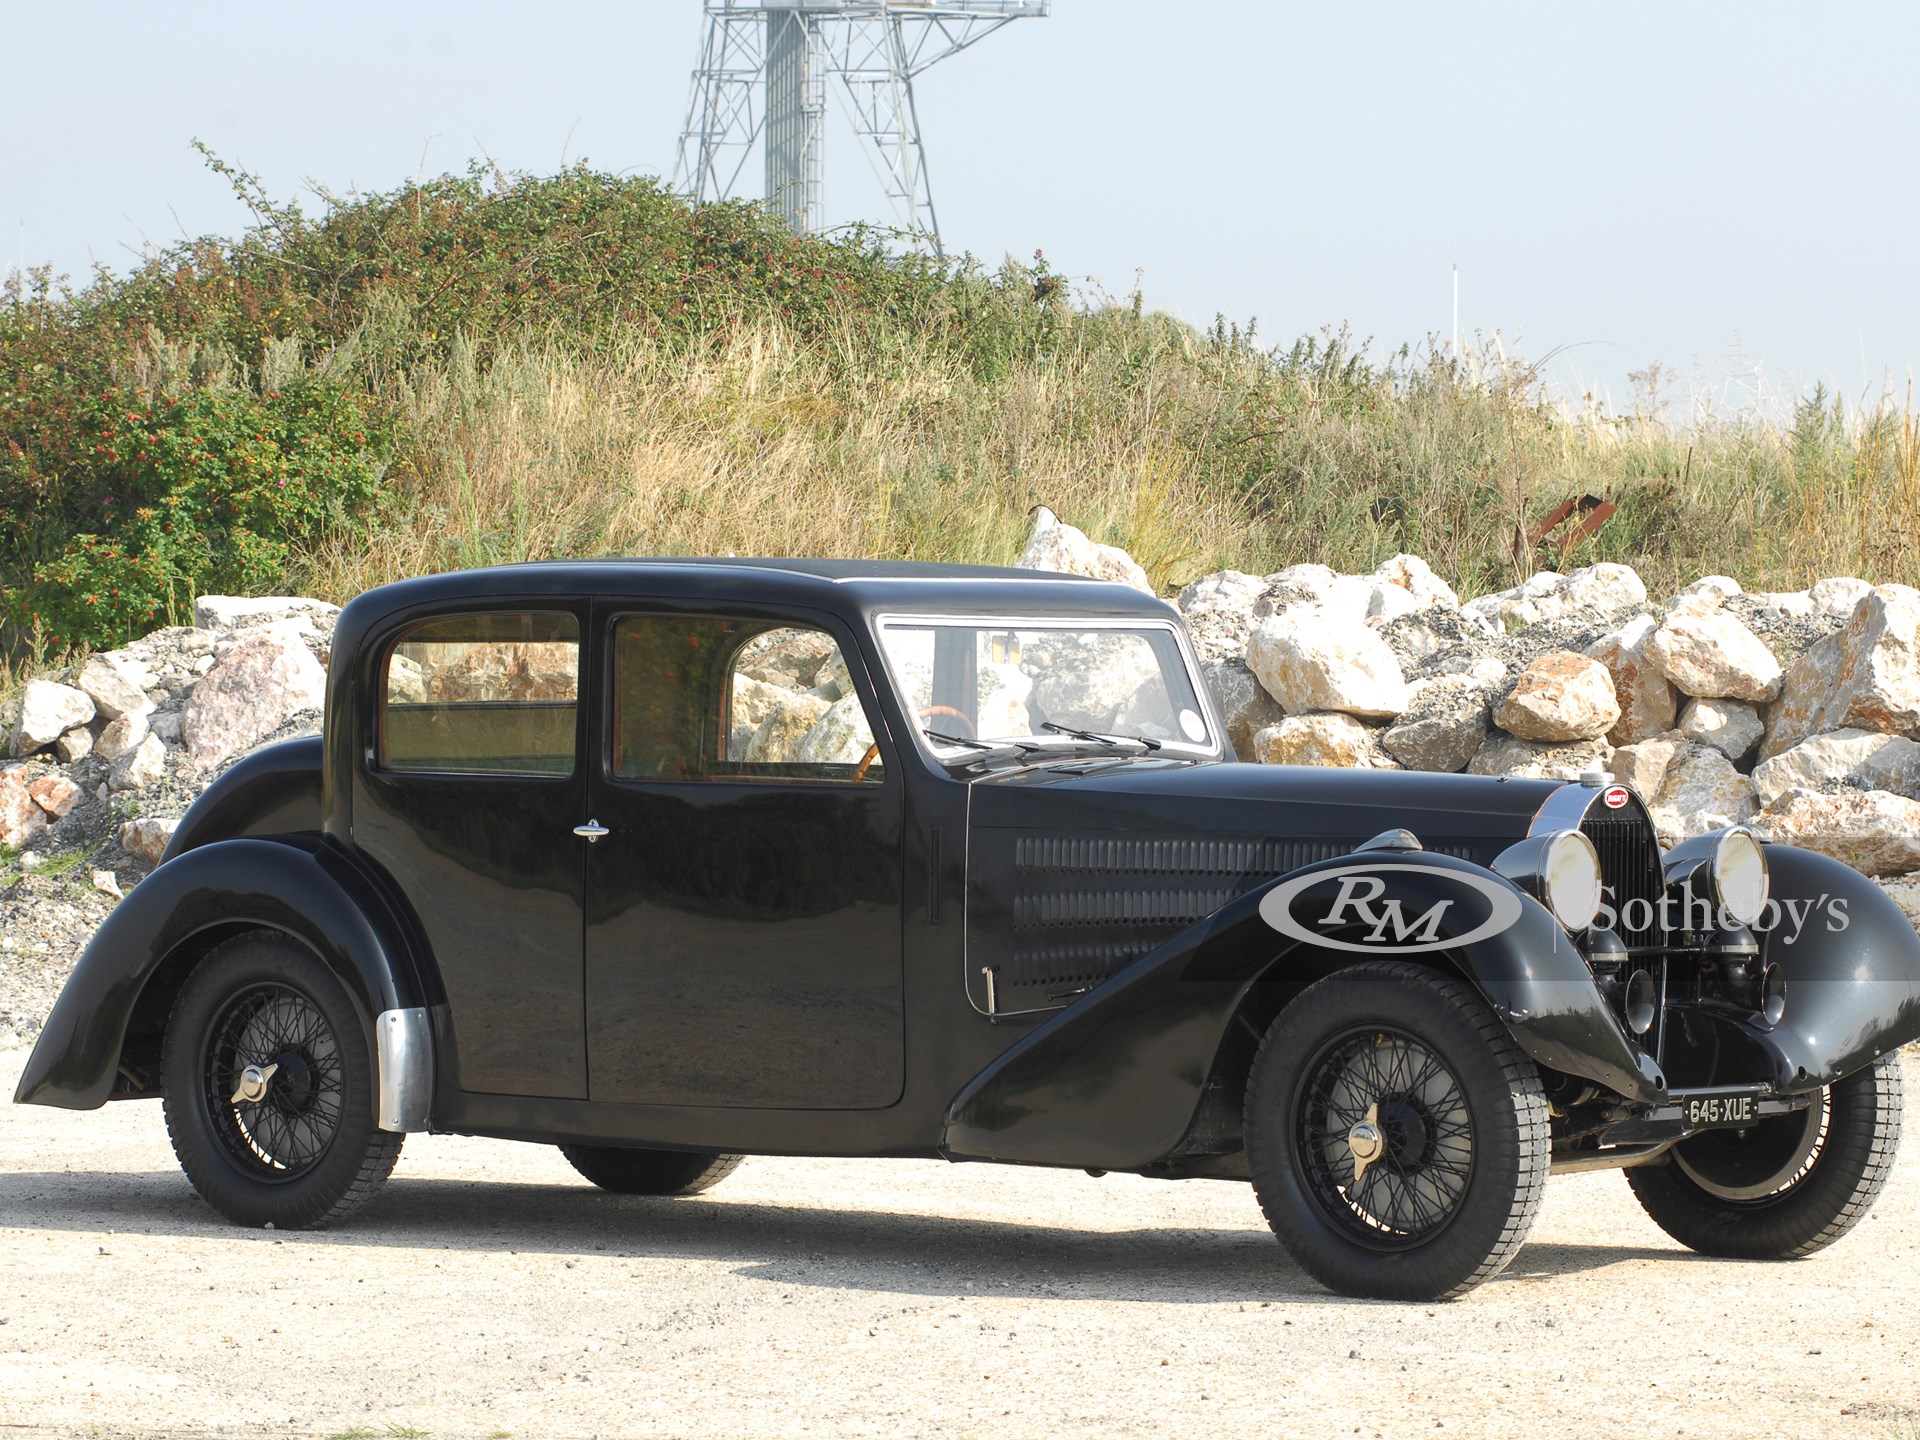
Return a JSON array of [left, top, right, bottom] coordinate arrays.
[[960, 758, 1569, 1017], [967, 757, 1562, 861]]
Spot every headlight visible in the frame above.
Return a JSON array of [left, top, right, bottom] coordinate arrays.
[[1710, 827, 1769, 927], [1544, 830, 1604, 933]]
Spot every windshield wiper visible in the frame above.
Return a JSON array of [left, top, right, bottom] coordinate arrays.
[[1040, 722, 1162, 752], [925, 729, 991, 750], [923, 728, 1042, 763]]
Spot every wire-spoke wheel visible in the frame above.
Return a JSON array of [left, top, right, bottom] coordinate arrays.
[[163, 931, 401, 1229], [202, 983, 345, 1181], [1295, 1027, 1475, 1250], [1245, 962, 1549, 1301], [1627, 1054, 1903, 1259]]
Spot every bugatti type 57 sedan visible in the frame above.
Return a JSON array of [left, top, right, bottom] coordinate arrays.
[[16, 560, 1920, 1300]]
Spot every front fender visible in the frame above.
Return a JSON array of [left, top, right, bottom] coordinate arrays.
[[1757, 843, 1920, 1085], [12, 836, 429, 1112], [942, 850, 1662, 1171]]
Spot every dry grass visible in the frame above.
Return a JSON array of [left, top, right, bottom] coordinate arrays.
[[302, 320, 1251, 599], [297, 317, 1920, 611]]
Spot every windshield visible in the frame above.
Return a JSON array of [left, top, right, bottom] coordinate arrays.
[[875, 617, 1215, 760]]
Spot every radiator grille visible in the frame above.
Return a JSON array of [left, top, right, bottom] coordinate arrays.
[[1581, 802, 1665, 949]]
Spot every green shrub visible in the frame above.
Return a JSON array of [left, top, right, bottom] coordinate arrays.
[[9, 382, 382, 649]]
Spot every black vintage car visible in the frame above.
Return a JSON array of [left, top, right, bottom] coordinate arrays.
[[16, 560, 1920, 1300]]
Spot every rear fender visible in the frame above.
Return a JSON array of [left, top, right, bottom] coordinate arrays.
[[11, 837, 433, 1124], [163, 735, 323, 860], [943, 850, 1662, 1171]]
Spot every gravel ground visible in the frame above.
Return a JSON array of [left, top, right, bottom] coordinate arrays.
[[2, 1047, 1919, 1440]]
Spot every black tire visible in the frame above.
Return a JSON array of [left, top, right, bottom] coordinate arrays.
[[1626, 1055, 1903, 1259], [1244, 961, 1550, 1301], [560, 1145, 744, 1196], [161, 931, 402, 1229]]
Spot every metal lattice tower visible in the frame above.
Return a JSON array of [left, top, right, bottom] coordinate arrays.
[[673, 0, 1049, 253]]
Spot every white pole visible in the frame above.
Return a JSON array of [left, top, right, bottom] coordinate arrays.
[[1451, 263, 1459, 357]]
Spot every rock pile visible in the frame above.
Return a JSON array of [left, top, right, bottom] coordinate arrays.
[[1, 598, 336, 1047], [1028, 509, 1920, 877], [4, 523, 1920, 1047]]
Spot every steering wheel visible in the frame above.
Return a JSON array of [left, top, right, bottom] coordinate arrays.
[[854, 705, 975, 783]]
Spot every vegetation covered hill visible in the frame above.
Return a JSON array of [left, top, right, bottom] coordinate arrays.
[[3, 156, 1916, 662]]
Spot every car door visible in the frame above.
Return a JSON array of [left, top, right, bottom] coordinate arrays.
[[582, 602, 906, 1109], [352, 603, 590, 1098]]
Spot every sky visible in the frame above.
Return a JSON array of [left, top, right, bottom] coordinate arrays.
[[5, 1, 1916, 413]]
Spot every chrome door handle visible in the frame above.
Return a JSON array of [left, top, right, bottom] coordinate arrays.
[[573, 820, 611, 843]]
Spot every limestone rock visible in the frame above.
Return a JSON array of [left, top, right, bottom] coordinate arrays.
[[1199, 659, 1285, 761], [95, 709, 152, 763], [1677, 575, 1744, 603], [1463, 563, 1647, 631], [1, 769, 49, 848], [1467, 734, 1613, 781], [742, 690, 829, 764], [1253, 565, 1413, 628], [1586, 615, 1679, 744], [386, 654, 428, 704], [730, 673, 807, 756], [1752, 729, 1920, 807], [194, 595, 342, 632], [1380, 675, 1491, 773], [794, 694, 878, 765], [1176, 571, 1268, 662], [1016, 506, 1153, 593], [216, 616, 327, 658], [810, 651, 853, 702], [1245, 609, 1408, 720], [1753, 789, 1920, 876], [54, 727, 94, 763], [14, 681, 95, 753], [1646, 611, 1783, 703], [1677, 697, 1765, 762], [1611, 735, 1684, 800], [1763, 588, 1920, 758], [1752, 591, 1815, 617], [1024, 631, 1162, 727], [1495, 651, 1620, 742], [1647, 744, 1757, 845], [26, 774, 81, 819], [91, 869, 124, 899], [108, 733, 167, 792], [1379, 607, 1500, 670], [409, 640, 571, 706], [1463, 571, 1563, 632], [119, 815, 180, 867], [975, 660, 1035, 740], [1426, 650, 1511, 692], [78, 652, 156, 722], [738, 627, 838, 690], [1370, 554, 1459, 612], [181, 629, 328, 768], [1252, 713, 1384, 768], [1810, 577, 1873, 617]]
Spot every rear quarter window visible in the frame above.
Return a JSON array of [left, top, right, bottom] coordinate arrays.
[[379, 611, 579, 776]]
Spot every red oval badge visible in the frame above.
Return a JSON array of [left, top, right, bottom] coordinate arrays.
[[1603, 785, 1631, 809]]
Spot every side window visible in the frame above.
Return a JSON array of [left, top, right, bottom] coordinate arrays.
[[380, 612, 580, 776], [611, 616, 881, 783]]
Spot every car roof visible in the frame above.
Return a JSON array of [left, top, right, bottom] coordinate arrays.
[[335, 557, 1181, 634]]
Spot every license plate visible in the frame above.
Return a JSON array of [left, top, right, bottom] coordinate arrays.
[[1680, 1095, 1757, 1128]]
